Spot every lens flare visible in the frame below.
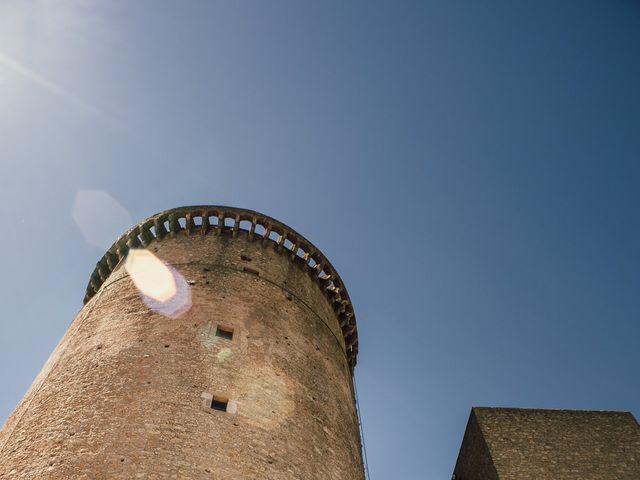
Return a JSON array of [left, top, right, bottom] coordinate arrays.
[[125, 249, 192, 318], [72, 190, 132, 250], [126, 249, 176, 301]]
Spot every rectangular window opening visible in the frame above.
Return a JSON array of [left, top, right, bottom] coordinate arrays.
[[215, 325, 234, 341], [211, 395, 229, 412], [239, 220, 252, 231]]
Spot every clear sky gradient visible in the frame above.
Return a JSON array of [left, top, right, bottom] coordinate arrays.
[[1, 2, 639, 478]]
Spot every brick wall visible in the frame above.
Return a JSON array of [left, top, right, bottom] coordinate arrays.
[[452, 407, 640, 480], [452, 409, 499, 480], [0, 228, 364, 479]]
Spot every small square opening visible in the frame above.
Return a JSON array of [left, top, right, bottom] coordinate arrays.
[[211, 396, 228, 412], [215, 325, 234, 341]]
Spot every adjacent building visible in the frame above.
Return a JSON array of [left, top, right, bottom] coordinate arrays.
[[452, 407, 640, 479]]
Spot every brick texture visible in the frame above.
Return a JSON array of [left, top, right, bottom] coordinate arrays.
[[0, 224, 364, 479], [453, 407, 640, 480], [451, 410, 499, 480]]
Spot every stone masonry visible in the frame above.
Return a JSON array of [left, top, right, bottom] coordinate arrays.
[[452, 407, 640, 480], [0, 206, 364, 479]]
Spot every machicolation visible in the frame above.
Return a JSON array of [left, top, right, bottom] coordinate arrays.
[[84, 205, 358, 370]]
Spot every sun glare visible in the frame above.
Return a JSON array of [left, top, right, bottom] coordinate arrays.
[[125, 249, 177, 302], [124, 249, 192, 319]]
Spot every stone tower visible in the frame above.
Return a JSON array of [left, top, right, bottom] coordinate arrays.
[[0, 206, 363, 479]]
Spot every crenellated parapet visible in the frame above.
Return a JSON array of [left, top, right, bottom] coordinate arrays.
[[84, 205, 359, 370]]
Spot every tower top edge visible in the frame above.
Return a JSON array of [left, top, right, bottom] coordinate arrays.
[[83, 205, 359, 370]]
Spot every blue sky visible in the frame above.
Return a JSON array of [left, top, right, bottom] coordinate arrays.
[[1, 1, 639, 478]]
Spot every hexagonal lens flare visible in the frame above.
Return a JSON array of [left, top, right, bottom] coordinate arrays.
[[72, 190, 133, 250], [125, 249, 192, 318]]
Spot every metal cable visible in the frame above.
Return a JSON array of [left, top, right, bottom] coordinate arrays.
[[354, 375, 372, 480]]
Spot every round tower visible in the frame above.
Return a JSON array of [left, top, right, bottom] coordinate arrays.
[[0, 206, 362, 479]]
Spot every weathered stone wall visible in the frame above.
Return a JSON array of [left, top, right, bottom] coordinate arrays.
[[477, 408, 640, 479], [0, 216, 364, 479], [452, 407, 640, 480], [452, 410, 499, 480]]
